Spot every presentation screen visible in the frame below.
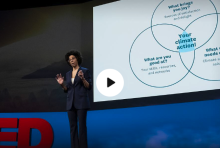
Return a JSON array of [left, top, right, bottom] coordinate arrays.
[[93, 0, 220, 102]]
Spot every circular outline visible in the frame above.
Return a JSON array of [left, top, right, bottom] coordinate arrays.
[[185, 12, 219, 50], [129, 24, 195, 88], [150, 0, 218, 52], [179, 14, 220, 81]]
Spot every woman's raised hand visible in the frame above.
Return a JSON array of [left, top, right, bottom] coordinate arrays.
[[78, 70, 84, 80], [55, 73, 64, 85]]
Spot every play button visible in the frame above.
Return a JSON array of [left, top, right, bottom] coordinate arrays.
[[107, 78, 115, 87], [96, 69, 124, 97]]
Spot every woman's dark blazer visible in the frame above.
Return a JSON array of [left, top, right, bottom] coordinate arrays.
[[63, 66, 92, 110]]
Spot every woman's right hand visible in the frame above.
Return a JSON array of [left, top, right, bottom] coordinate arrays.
[[55, 73, 64, 85]]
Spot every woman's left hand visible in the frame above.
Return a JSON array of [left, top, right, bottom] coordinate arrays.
[[78, 70, 84, 80]]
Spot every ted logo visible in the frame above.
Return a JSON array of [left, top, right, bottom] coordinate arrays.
[[0, 118, 53, 148]]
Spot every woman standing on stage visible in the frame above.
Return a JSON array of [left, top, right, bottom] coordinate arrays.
[[55, 50, 92, 148]]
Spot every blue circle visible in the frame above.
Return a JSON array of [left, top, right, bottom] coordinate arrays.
[[129, 24, 195, 88], [179, 13, 220, 81], [185, 13, 219, 51]]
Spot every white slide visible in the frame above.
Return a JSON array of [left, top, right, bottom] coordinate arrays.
[[93, 0, 220, 102]]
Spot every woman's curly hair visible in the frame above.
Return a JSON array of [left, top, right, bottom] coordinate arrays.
[[65, 50, 83, 67]]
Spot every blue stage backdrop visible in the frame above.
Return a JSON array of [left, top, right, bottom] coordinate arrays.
[[0, 99, 220, 148]]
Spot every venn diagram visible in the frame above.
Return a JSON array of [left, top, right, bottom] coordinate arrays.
[[129, 0, 220, 88]]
